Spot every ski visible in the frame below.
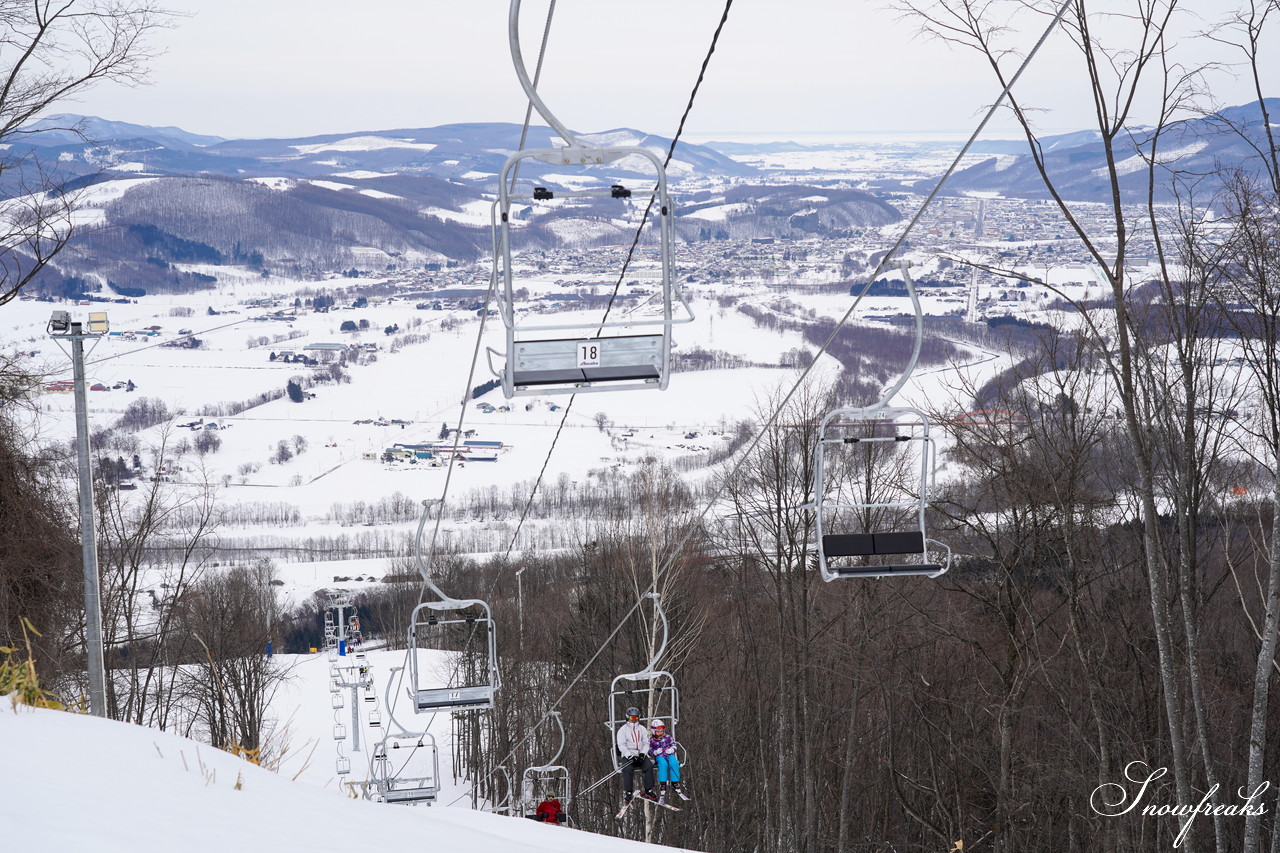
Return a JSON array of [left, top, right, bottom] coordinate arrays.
[[617, 795, 681, 817], [639, 793, 681, 812]]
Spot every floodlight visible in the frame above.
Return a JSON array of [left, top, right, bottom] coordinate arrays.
[[48, 310, 71, 334], [87, 312, 109, 334]]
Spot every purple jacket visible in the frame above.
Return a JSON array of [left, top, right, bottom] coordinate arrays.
[[649, 733, 676, 756]]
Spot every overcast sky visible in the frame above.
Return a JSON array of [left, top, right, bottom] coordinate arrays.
[[67, 0, 1277, 142]]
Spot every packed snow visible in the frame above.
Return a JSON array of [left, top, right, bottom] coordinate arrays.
[[0, 658, 696, 852]]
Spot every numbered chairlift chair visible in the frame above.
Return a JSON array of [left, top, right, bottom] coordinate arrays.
[[407, 598, 499, 712], [485, 0, 694, 398], [606, 593, 681, 771], [406, 503, 501, 712], [368, 730, 441, 805], [520, 711, 572, 822], [813, 261, 952, 581]]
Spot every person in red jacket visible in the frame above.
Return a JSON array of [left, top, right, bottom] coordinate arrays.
[[535, 795, 565, 824]]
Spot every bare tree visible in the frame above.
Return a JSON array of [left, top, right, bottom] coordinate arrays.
[[0, 353, 80, 679], [179, 560, 285, 756], [0, 0, 171, 306], [97, 429, 218, 729]]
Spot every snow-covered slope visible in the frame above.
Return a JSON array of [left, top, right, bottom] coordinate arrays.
[[0, 702, 696, 852]]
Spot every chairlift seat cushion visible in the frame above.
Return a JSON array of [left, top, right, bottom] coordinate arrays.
[[831, 563, 943, 578], [582, 364, 660, 382], [873, 531, 926, 554], [822, 533, 876, 558], [513, 368, 587, 385]]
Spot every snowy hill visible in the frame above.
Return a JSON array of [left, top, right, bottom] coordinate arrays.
[[11, 116, 755, 186], [0, 701, 697, 852], [939, 98, 1280, 201]]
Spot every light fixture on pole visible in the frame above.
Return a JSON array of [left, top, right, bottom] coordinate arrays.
[[48, 309, 109, 718]]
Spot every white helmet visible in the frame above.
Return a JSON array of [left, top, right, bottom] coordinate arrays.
[[651, 718, 666, 729]]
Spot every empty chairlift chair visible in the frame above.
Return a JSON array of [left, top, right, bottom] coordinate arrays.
[[407, 598, 500, 713], [485, 0, 694, 398], [812, 261, 951, 581], [486, 146, 693, 398], [369, 731, 441, 805], [813, 405, 951, 579]]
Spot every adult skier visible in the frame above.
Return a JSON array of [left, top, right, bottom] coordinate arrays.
[[615, 706, 657, 806]]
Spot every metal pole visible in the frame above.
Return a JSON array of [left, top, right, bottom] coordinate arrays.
[[71, 328, 107, 717], [351, 680, 361, 753]]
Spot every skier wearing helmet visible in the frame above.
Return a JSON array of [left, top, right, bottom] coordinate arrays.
[[615, 706, 657, 805], [648, 719, 688, 803]]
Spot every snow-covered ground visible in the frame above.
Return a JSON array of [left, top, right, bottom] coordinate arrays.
[[0, 655, 696, 852]]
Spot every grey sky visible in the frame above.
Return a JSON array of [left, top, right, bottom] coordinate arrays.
[[69, 1, 1277, 142]]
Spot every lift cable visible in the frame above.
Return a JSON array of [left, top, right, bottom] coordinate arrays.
[[416, 0, 561, 598], [500, 0, 736, 605], [595, 0, 734, 331], [374, 0, 563, 779]]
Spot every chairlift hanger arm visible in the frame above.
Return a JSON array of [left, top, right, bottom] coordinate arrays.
[[613, 592, 668, 681], [871, 259, 924, 410], [509, 0, 576, 146]]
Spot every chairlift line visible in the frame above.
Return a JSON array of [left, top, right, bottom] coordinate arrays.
[[416, 0, 1074, 817]]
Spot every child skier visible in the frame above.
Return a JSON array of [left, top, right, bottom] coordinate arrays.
[[648, 719, 689, 803]]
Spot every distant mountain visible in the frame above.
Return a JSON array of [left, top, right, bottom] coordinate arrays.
[[11, 116, 755, 188], [968, 129, 1105, 156], [7, 116, 761, 299], [21, 113, 227, 149], [938, 100, 1278, 201]]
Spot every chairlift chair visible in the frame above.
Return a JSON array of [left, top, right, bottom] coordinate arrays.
[[814, 406, 951, 580], [491, 765, 514, 815], [485, 0, 695, 399], [519, 711, 572, 816], [606, 593, 681, 771], [368, 731, 441, 805], [407, 598, 500, 713], [812, 261, 952, 581], [486, 147, 693, 399]]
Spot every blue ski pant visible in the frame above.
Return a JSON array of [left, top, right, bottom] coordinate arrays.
[[655, 753, 680, 783]]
